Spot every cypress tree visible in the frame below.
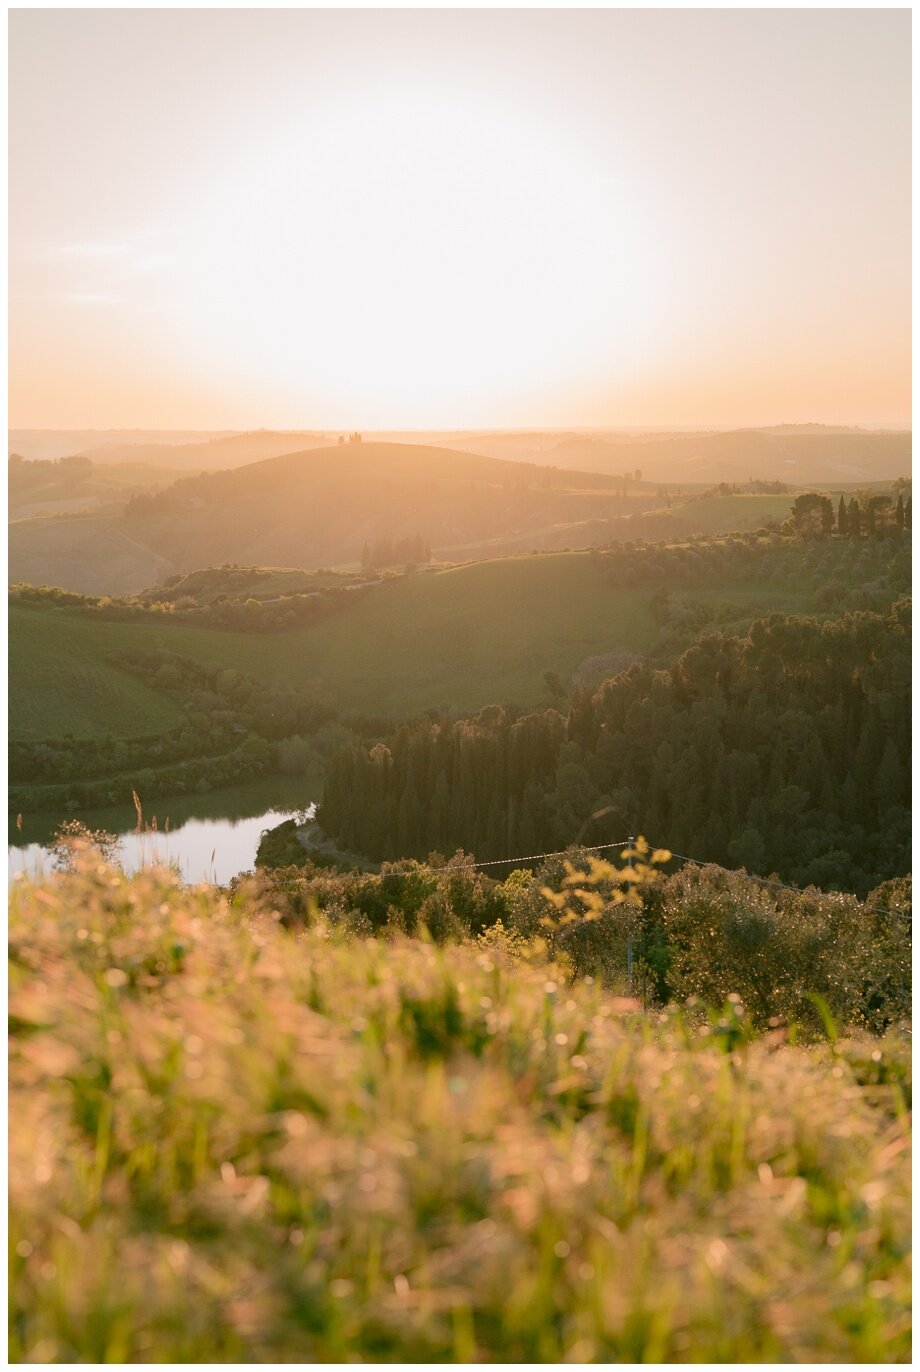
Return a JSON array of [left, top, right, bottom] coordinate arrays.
[[906, 497, 912, 531], [837, 495, 848, 536], [895, 493, 905, 530], [847, 498, 861, 537], [821, 496, 834, 537]]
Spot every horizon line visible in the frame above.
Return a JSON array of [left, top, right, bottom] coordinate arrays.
[[9, 422, 914, 437]]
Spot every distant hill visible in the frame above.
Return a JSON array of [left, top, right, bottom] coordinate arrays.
[[9, 456, 193, 519], [72, 430, 337, 471], [11, 425, 911, 482], [9, 442, 658, 595], [8, 429, 232, 461], [438, 427, 912, 485], [10, 435, 910, 595]]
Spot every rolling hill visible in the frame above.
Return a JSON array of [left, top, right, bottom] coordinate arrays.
[[9, 457, 193, 519], [9, 443, 661, 595], [8, 429, 232, 462], [438, 426, 912, 485], [14, 425, 907, 483], [10, 548, 822, 743], [9, 512, 175, 597], [71, 429, 338, 470]]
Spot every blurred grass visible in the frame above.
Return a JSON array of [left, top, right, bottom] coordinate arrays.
[[9, 860, 911, 1363]]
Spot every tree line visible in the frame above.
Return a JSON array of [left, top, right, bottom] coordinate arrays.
[[9, 578, 375, 634], [251, 846, 910, 1034], [320, 601, 911, 896], [10, 651, 344, 812], [361, 535, 431, 569], [791, 490, 910, 538]]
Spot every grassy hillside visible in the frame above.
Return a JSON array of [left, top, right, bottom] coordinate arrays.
[[10, 554, 662, 737], [9, 512, 174, 597], [13, 522, 905, 757], [9, 443, 661, 595], [16, 437, 905, 598], [138, 564, 365, 604], [9, 541, 856, 744], [9, 858, 910, 1362], [649, 492, 796, 534], [9, 609, 185, 741]]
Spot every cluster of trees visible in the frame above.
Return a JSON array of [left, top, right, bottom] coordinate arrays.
[[321, 601, 910, 897], [170, 588, 355, 633], [598, 530, 910, 608], [361, 536, 431, 569], [10, 584, 100, 609], [791, 491, 910, 538], [250, 848, 910, 1033], [698, 479, 790, 496], [10, 578, 375, 634], [11, 736, 276, 813], [123, 486, 185, 520]]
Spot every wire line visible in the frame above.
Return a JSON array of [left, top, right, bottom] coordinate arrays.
[[455, 839, 631, 870], [449, 840, 901, 920]]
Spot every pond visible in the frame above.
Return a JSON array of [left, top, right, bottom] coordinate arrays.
[[8, 776, 318, 887]]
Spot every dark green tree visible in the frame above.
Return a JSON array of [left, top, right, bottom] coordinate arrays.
[[847, 498, 861, 538], [837, 496, 848, 536], [792, 493, 834, 538]]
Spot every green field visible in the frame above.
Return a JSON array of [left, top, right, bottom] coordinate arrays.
[[10, 550, 827, 742], [9, 512, 173, 597], [10, 554, 659, 737], [8, 609, 185, 740], [664, 493, 796, 533]]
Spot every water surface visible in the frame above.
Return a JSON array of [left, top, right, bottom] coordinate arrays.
[[8, 777, 318, 886]]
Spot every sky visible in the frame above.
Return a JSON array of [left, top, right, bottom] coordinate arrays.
[[8, 9, 911, 431]]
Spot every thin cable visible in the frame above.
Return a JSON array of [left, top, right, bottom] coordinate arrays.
[[455, 839, 632, 871], [666, 850, 900, 920], [443, 839, 901, 920]]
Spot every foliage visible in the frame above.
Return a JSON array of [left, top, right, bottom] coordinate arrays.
[[9, 858, 910, 1362], [538, 838, 671, 971], [361, 535, 430, 570], [10, 567, 370, 635], [653, 865, 910, 1033], [49, 820, 123, 873], [10, 651, 335, 811], [247, 844, 909, 1032], [321, 600, 910, 896], [13, 534, 907, 752], [254, 819, 343, 872]]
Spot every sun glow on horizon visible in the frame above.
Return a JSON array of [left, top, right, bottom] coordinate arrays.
[[9, 9, 910, 430], [163, 91, 665, 428]]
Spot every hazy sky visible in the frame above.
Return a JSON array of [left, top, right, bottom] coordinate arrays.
[[9, 9, 911, 430]]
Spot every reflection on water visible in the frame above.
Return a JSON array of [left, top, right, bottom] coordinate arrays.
[[9, 793, 317, 888]]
